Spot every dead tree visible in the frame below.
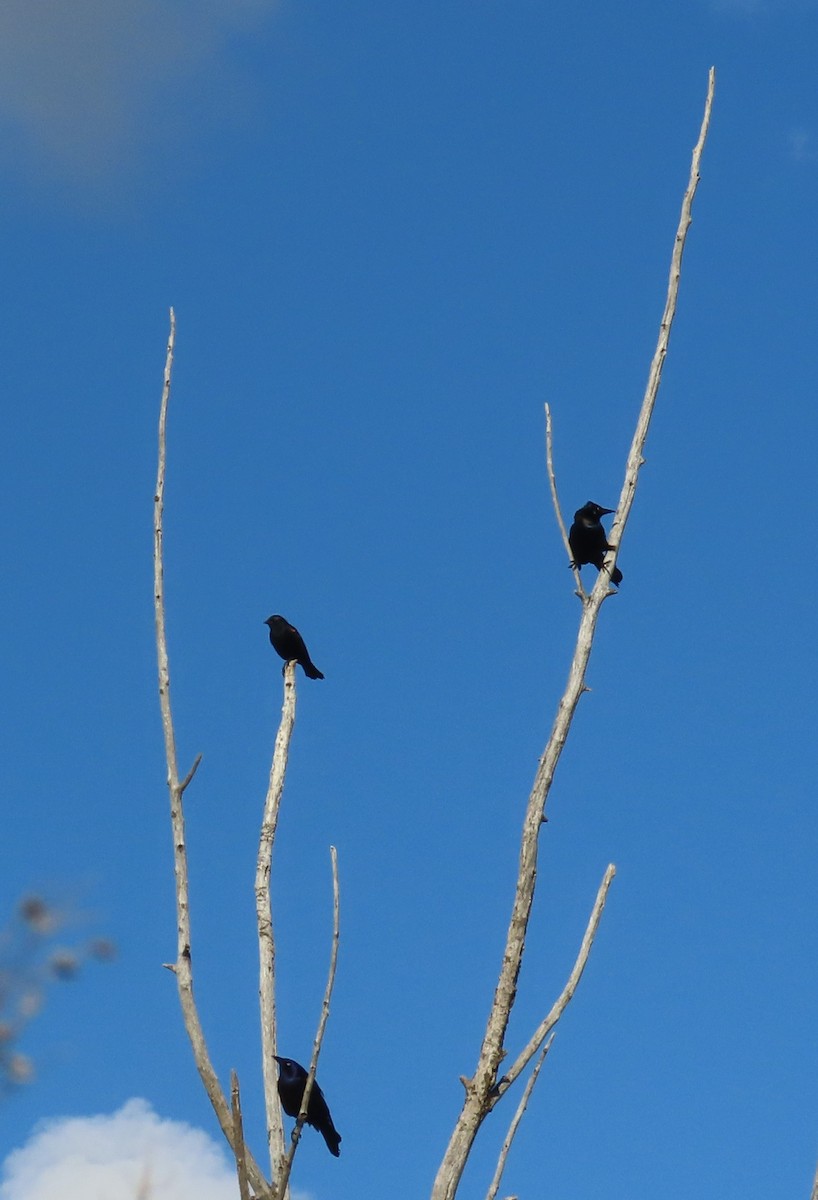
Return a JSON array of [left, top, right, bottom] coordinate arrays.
[[152, 66, 716, 1200]]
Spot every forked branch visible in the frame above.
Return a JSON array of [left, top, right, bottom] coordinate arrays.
[[485, 1037, 553, 1200], [153, 309, 268, 1197], [431, 68, 715, 1200], [492, 863, 615, 1101]]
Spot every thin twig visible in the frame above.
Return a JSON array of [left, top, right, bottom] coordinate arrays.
[[810, 1158, 818, 1200], [494, 864, 615, 1096], [180, 753, 203, 794], [276, 846, 341, 1200], [256, 660, 298, 1187], [545, 403, 584, 596], [430, 70, 715, 1200], [485, 1037, 553, 1200], [231, 1070, 251, 1200], [153, 309, 269, 1198], [605, 66, 716, 573]]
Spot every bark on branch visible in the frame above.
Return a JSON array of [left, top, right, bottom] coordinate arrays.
[[545, 403, 583, 597], [256, 660, 298, 1186], [231, 1070, 252, 1200], [485, 1038, 552, 1200]]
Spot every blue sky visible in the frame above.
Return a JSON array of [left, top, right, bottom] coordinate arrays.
[[1, 1, 817, 1197]]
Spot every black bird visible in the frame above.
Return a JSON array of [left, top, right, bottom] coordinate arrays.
[[265, 615, 324, 680], [568, 501, 623, 586], [273, 1055, 341, 1157]]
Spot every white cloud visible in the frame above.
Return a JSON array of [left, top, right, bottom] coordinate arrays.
[[0, 0, 279, 192], [0, 1099, 314, 1200]]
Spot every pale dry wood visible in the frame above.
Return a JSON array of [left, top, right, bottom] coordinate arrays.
[[256, 660, 298, 1187], [275, 845, 341, 1200], [153, 309, 269, 1198], [430, 69, 715, 1200], [810, 1159, 818, 1200], [485, 1037, 553, 1200], [606, 66, 717, 569], [430, 539, 614, 1196], [495, 864, 615, 1096], [231, 1070, 251, 1200], [545, 403, 583, 596]]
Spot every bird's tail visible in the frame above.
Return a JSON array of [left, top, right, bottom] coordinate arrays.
[[611, 566, 623, 586], [304, 661, 325, 680], [322, 1125, 341, 1157]]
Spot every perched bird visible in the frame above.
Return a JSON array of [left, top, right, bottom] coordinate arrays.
[[568, 501, 623, 586], [265, 615, 324, 679], [273, 1055, 341, 1157]]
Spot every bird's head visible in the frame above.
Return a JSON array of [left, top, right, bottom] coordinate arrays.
[[265, 615, 284, 629], [582, 501, 615, 521], [273, 1056, 301, 1081]]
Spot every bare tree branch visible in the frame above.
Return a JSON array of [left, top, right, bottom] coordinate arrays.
[[494, 864, 615, 1097], [231, 1070, 252, 1200], [545, 402, 583, 596], [256, 660, 298, 1186], [276, 845, 341, 1200], [153, 309, 269, 1198], [180, 753, 203, 794], [607, 66, 716, 563], [810, 1159, 818, 1200], [431, 69, 715, 1200], [485, 1037, 553, 1200]]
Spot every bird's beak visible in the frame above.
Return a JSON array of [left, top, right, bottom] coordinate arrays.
[[600, 507, 615, 515]]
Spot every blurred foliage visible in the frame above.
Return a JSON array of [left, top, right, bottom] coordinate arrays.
[[0, 894, 114, 1094]]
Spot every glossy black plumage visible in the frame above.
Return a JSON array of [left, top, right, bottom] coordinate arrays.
[[273, 1055, 341, 1156], [568, 501, 623, 586], [264, 615, 324, 679]]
